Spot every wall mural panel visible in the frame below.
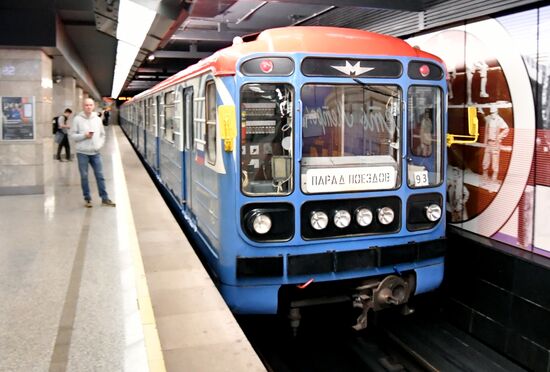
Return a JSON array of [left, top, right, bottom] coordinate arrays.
[[534, 6, 550, 256], [407, 7, 550, 256]]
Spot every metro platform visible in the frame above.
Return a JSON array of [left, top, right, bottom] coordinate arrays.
[[0, 124, 265, 372]]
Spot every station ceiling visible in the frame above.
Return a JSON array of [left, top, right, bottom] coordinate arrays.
[[29, 0, 544, 99], [50, 0, 429, 99]]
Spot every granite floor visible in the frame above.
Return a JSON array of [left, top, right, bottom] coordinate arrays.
[[0, 125, 266, 372], [0, 126, 148, 372]]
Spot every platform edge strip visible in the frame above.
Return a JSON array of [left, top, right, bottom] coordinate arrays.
[[112, 126, 167, 372]]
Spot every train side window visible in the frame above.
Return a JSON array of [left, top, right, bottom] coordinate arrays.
[[146, 97, 154, 132], [193, 90, 205, 153], [153, 97, 159, 135], [144, 102, 148, 129], [175, 87, 183, 149], [184, 87, 194, 151], [164, 90, 175, 143], [141, 101, 145, 126], [157, 95, 164, 137], [205, 81, 217, 164]]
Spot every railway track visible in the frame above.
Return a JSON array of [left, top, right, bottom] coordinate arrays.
[[239, 297, 525, 372]]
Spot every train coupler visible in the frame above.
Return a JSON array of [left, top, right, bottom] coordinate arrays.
[[352, 275, 412, 331]]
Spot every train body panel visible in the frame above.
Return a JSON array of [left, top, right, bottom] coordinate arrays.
[[120, 26, 449, 319], [220, 260, 444, 314]]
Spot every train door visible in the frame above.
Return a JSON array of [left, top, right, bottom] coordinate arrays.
[[159, 89, 182, 202], [142, 102, 148, 155], [145, 96, 156, 168], [136, 101, 141, 150], [192, 82, 202, 214], [158, 92, 166, 178], [188, 79, 208, 217], [183, 86, 194, 210], [139, 101, 145, 153], [155, 95, 161, 172], [129, 106, 135, 143]]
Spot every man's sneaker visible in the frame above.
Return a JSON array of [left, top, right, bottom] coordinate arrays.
[[85, 200, 92, 208], [102, 199, 116, 207]]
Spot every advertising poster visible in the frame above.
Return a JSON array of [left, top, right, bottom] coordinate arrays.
[[1, 96, 35, 140]]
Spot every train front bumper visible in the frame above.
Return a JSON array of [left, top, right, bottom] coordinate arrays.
[[224, 239, 446, 314]]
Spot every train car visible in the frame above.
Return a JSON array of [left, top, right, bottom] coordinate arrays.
[[120, 26, 448, 329]]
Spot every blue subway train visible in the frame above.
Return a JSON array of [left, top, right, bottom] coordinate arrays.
[[120, 26, 450, 329]]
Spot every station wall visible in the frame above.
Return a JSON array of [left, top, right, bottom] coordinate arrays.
[[406, 5, 550, 258]]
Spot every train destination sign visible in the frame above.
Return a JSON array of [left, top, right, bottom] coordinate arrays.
[[302, 166, 396, 193]]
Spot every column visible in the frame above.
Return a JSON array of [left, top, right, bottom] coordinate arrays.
[[75, 86, 83, 113], [53, 76, 76, 116], [0, 49, 52, 195]]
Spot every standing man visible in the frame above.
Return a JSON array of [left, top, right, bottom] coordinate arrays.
[[102, 108, 110, 126], [482, 105, 509, 182], [56, 108, 72, 161], [70, 98, 116, 208]]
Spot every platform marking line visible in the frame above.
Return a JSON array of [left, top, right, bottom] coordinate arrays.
[[111, 126, 167, 372], [48, 210, 91, 372]]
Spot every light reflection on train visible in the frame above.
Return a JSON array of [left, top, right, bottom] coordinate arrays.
[[120, 26, 449, 329]]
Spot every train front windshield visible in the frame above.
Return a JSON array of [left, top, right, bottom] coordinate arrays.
[[240, 82, 443, 196], [301, 84, 401, 194]]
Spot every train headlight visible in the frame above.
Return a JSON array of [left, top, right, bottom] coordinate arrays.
[[355, 208, 373, 227], [425, 204, 442, 222], [310, 211, 329, 230], [378, 207, 395, 225], [252, 213, 272, 234], [333, 210, 351, 229]]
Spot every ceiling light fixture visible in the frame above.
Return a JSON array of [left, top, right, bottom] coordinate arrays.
[[111, 0, 158, 98]]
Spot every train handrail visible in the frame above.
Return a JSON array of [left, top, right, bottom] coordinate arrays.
[[447, 106, 479, 147]]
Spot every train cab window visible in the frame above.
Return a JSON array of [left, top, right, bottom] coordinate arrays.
[[206, 81, 217, 164], [240, 83, 294, 196], [407, 86, 443, 188], [164, 90, 176, 143], [301, 84, 401, 194]]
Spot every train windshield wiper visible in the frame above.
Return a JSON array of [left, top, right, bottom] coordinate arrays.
[[353, 78, 397, 98]]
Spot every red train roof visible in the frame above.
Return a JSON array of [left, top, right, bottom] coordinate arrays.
[[135, 26, 442, 99]]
